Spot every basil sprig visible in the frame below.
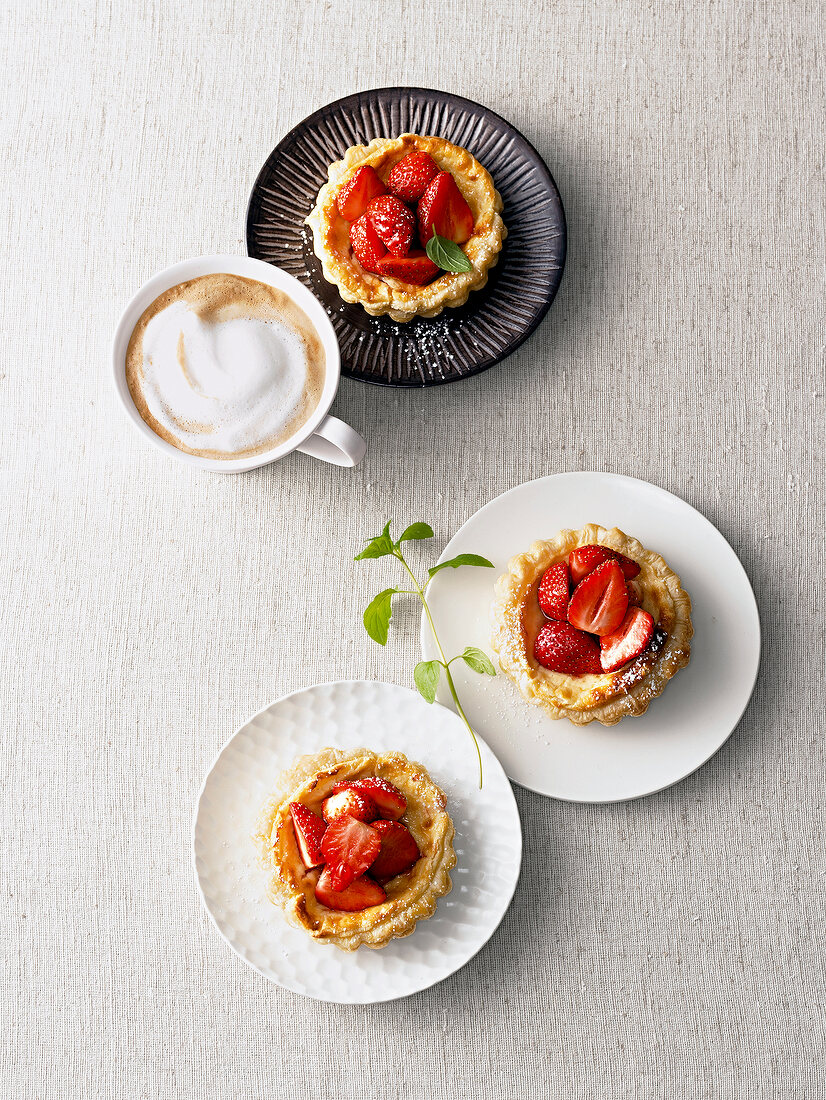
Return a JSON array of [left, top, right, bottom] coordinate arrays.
[[425, 226, 473, 273]]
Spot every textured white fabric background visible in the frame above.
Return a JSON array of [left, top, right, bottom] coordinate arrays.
[[2, 0, 824, 1097]]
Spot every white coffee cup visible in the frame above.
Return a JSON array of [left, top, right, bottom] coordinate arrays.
[[111, 255, 366, 470]]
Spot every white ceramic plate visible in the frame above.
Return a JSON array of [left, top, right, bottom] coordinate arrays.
[[192, 680, 522, 1003], [420, 472, 760, 802]]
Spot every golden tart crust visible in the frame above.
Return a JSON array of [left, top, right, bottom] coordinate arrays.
[[305, 134, 506, 322], [491, 525, 693, 726], [253, 747, 455, 952]]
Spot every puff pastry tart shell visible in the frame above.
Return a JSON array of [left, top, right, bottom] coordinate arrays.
[[253, 747, 455, 951], [306, 134, 506, 322], [491, 525, 693, 726]]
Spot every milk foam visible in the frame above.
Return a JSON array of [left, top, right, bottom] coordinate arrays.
[[138, 300, 313, 454]]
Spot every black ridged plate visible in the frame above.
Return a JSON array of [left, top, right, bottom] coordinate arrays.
[[246, 87, 566, 387]]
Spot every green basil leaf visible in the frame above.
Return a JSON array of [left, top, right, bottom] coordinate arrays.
[[355, 521, 394, 560], [413, 659, 442, 704], [459, 647, 496, 676], [362, 588, 399, 645], [398, 522, 434, 545], [428, 553, 495, 578], [425, 229, 473, 273]]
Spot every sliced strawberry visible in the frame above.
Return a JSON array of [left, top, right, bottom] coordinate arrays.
[[314, 867, 386, 912], [418, 171, 474, 245], [365, 194, 415, 257], [332, 777, 407, 820], [387, 151, 439, 203], [320, 814, 380, 892], [568, 545, 615, 584], [533, 620, 602, 675], [567, 559, 628, 636], [369, 820, 421, 880], [616, 552, 641, 579], [349, 214, 386, 274], [569, 544, 639, 583], [375, 250, 440, 285], [626, 579, 642, 607], [322, 789, 377, 824], [288, 802, 326, 869], [600, 607, 655, 672], [537, 561, 571, 620], [336, 165, 386, 222]]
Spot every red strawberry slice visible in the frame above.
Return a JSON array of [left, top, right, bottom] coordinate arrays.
[[600, 607, 655, 672], [568, 545, 615, 584], [320, 814, 381, 892], [569, 544, 640, 583], [349, 214, 387, 274], [288, 802, 326, 869], [418, 171, 474, 245], [387, 151, 439, 202], [315, 867, 386, 912], [616, 553, 641, 579], [322, 789, 377, 824], [533, 621, 602, 676], [366, 194, 415, 257], [537, 561, 571, 620], [567, 559, 628, 636], [375, 250, 440, 285], [336, 165, 386, 222], [332, 777, 407, 820], [369, 820, 421, 881]]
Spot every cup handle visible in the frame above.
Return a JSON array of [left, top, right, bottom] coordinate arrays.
[[295, 414, 366, 467]]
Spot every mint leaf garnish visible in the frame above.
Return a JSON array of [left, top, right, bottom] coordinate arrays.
[[355, 520, 496, 787], [425, 227, 473, 273]]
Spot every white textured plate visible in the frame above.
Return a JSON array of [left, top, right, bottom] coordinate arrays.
[[420, 472, 761, 802], [192, 680, 522, 1003]]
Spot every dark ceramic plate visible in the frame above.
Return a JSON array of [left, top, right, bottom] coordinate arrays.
[[246, 87, 566, 387]]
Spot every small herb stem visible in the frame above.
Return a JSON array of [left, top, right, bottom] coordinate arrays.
[[396, 549, 484, 788]]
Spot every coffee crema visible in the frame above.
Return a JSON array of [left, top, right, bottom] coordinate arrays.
[[125, 274, 326, 459]]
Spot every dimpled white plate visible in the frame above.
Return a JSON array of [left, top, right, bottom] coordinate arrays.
[[420, 472, 761, 802], [193, 680, 522, 1003]]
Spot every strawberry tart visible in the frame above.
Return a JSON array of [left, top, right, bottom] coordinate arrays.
[[253, 747, 455, 951], [491, 525, 693, 725], [305, 134, 506, 321]]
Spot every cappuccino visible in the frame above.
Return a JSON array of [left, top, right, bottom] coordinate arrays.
[[125, 273, 326, 459]]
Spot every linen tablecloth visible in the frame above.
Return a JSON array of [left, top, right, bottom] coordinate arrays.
[[3, 1, 823, 1096]]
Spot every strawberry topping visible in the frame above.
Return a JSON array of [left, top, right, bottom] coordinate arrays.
[[600, 607, 655, 672], [569, 544, 640, 583], [418, 171, 474, 245], [322, 789, 377, 824], [533, 620, 602, 676], [333, 777, 407, 820], [349, 214, 387, 274], [366, 194, 415, 257], [336, 165, 386, 222], [369, 820, 421, 881], [288, 802, 326, 869], [537, 561, 571, 620], [567, 558, 629, 636], [375, 250, 440, 285], [320, 815, 381, 892], [387, 151, 439, 202], [314, 867, 386, 912]]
